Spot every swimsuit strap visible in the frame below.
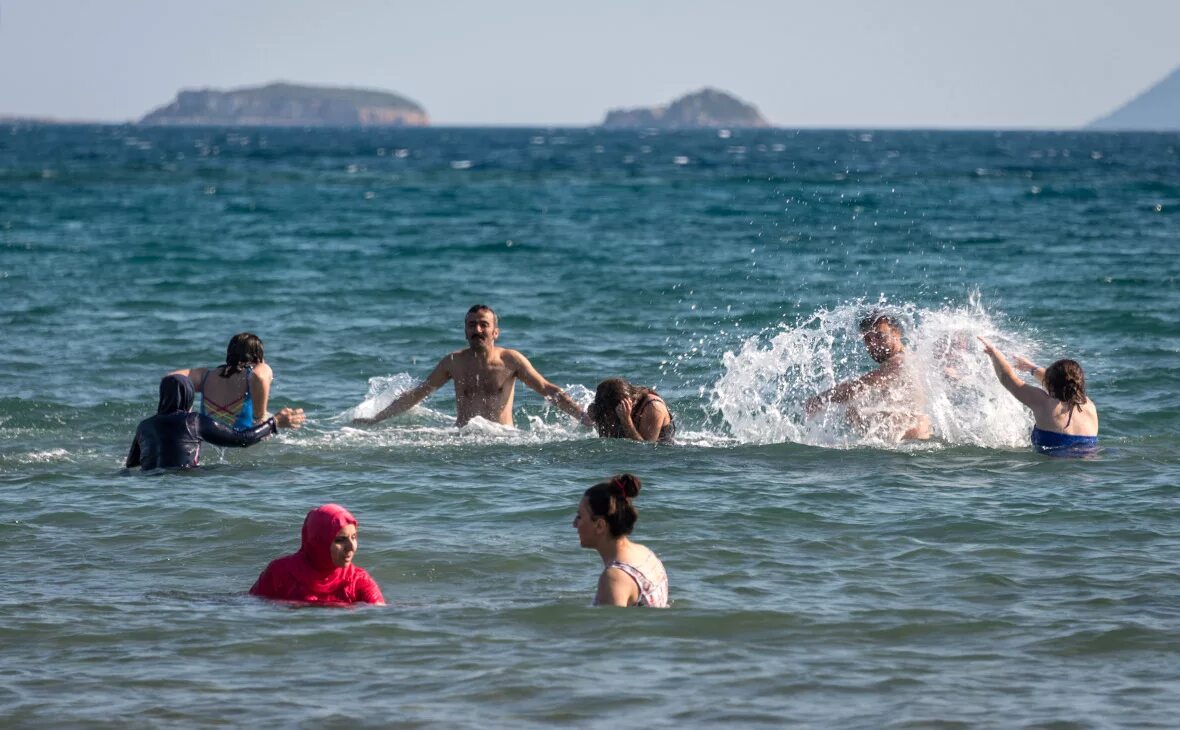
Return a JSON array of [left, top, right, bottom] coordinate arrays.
[[636, 394, 675, 440], [233, 365, 255, 430], [198, 369, 211, 416], [634, 393, 664, 418], [199, 365, 254, 430], [608, 558, 668, 608]]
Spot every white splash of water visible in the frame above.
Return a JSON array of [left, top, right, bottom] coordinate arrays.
[[331, 374, 450, 424], [18, 448, 72, 463], [710, 296, 1035, 449], [320, 375, 594, 447]]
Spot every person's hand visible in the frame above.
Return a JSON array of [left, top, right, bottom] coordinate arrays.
[[803, 395, 822, 417], [903, 414, 933, 441], [1013, 355, 1037, 374], [977, 336, 999, 358], [579, 410, 594, 428], [275, 407, 305, 429], [615, 399, 633, 425]]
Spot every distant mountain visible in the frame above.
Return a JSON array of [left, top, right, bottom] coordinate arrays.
[[1087, 66, 1180, 131], [0, 115, 105, 125], [602, 88, 770, 129], [139, 82, 429, 127]]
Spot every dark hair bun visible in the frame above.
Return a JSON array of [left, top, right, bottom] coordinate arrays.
[[585, 474, 643, 537], [615, 473, 641, 499]]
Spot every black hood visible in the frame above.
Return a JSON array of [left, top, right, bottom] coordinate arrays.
[[157, 374, 195, 414]]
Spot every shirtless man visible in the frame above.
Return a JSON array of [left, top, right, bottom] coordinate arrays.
[[352, 305, 587, 428], [804, 312, 931, 441]]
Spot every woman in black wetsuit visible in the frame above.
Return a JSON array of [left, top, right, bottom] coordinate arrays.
[[125, 374, 304, 470]]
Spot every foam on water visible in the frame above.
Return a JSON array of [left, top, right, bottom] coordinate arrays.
[[13, 448, 72, 464], [334, 374, 434, 424], [325, 373, 746, 449], [320, 374, 596, 447], [710, 296, 1035, 449]]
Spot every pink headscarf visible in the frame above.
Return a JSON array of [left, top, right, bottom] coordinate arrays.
[[250, 504, 385, 605]]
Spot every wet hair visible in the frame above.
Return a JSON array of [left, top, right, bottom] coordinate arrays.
[[466, 304, 498, 327], [859, 310, 903, 334], [583, 473, 642, 537], [588, 378, 656, 438], [218, 332, 264, 378], [1043, 359, 1088, 412]]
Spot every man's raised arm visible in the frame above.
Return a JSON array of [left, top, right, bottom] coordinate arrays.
[[508, 351, 587, 423], [353, 357, 452, 425]]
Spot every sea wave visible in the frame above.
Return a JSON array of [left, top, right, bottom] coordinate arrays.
[[710, 295, 1035, 449]]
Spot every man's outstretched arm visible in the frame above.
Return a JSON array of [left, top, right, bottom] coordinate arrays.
[[353, 358, 451, 425], [509, 351, 587, 423], [804, 368, 889, 415]]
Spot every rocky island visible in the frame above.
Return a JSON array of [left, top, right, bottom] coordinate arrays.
[[1087, 65, 1180, 131], [601, 88, 770, 129], [139, 82, 429, 127]]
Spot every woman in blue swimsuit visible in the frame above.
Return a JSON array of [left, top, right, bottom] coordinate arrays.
[[126, 374, 304, 470], [170, 333, 275, 431], [979, 337, 1099, 454]]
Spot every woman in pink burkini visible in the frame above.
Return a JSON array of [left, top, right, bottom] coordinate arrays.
[[250, 504, 385, 606]]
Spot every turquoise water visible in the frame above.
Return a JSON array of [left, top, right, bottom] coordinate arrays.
[[2, 125, 1179, 727]]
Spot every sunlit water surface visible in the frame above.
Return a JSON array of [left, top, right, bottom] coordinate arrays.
[[2, 126, 1178, 727]]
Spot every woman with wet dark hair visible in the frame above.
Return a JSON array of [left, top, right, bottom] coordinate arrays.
[[979, 338, 1099, 454], [587, 378, 675, 442], [170, 332, 275, 431], [572, 473, 668, 607]]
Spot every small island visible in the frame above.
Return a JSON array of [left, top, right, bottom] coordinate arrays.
[[139, 82, 429, 127], [1087, 65, 1180, 131], [601, 88, 770, 129]]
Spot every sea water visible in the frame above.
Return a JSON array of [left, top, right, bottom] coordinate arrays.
[[1, 125, 1179, 727]]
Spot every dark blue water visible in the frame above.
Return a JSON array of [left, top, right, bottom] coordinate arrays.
[[1, 125, 1178, 727]]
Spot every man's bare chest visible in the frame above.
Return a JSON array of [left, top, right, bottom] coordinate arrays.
[[454, 366, 515, 399]]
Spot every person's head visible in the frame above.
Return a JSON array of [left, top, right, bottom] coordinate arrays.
[[464, 305, 499, 350], [588, 378, 638, 438], [1043, 359, 1088, 412], [299, 504, 360, 573], [221, 332, 265, 377], [858, 311, 905, 363], [157, 374, 195, 414], [331, 523, 358, 569], [573, 473, 642, 547]]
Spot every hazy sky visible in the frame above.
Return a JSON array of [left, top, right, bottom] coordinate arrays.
[[2, 0, 1178, 127]]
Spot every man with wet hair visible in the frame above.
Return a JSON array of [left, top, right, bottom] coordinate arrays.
[[353, 305, 587, 428], [804, 310, 931, 440]]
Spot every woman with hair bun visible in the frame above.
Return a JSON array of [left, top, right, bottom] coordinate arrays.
[[572, 473, 668, 607], [979, 337, 1099, 454]]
